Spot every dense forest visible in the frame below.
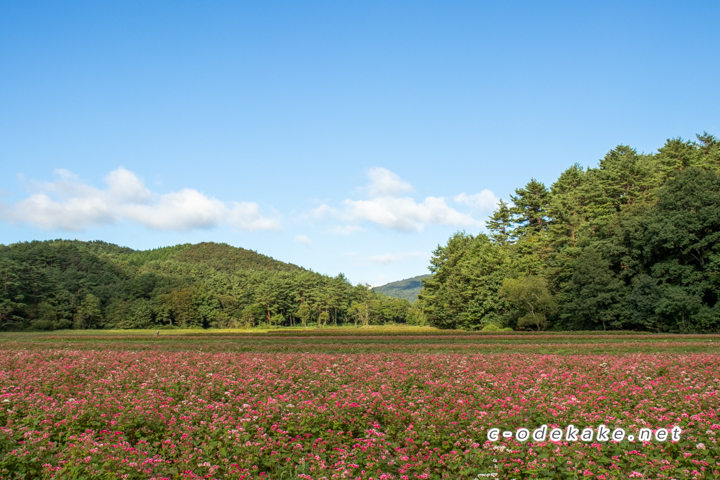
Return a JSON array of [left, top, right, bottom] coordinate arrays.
[[420, 133, 720, 332], [0, 241, 415, 331]]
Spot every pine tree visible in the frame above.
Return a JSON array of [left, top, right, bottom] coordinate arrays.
[[509, 179, 550, 236], [486, 200, 514, 244]]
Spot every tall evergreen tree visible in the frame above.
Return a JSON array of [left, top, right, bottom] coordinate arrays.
[[486, 200, 514, 244], [509, 179, 550, 235]]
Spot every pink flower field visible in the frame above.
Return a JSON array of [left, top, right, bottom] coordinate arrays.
[[1, 349, 719, 479]]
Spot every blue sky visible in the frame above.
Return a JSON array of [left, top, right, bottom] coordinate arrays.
[[1, 1, 719, 286]]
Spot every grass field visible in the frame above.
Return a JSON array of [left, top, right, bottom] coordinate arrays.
[[1, 329, 719, 479], [2, 327, 719, 354]]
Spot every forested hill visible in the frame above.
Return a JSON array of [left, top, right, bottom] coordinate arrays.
[[374, 275, 431, 302], [122, 242, 302, 272], [0, 240, 415, 331], [420, 132, 720, 333]]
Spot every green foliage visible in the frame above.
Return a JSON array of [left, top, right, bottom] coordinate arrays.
[[369, 294, 411, 324], [406, 303, 427, 326], [500, 276, 556, 331], [317, 311, 330, 328], [420, 232, 511, 330], [74, 294, 103, 330], [295, 302, 312, 328], [486, 199, 513, 245], [421, 132, 720, 332], [123, 242, 301, 272], [270, 312, 286, 327], [510, 179, 550, 235], [0, 240, 405, 331], [347, 301, 369, 328], [0, 256, 29, 329], [30, 302, 57, 330], [559, 248, 622, 330]]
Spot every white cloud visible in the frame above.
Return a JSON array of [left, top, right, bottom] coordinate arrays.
[[225, 202, 281, 231], [1, 167, 281, 232], [365, 167, 413, 197], [342, 195, 480, 232], [310, 203, 339, 222], [454, 190, 500, 211], [328, 225, 365, 235], [105, 167, 152, 203], [314, 168, 483, 232], [294, 234, 312, 247], [9, 192, 115, 231], [117, 188, 227, 230], [350, 251, 427, 265]]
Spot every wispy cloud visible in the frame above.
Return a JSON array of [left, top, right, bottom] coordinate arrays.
[[294, 234, 312, 247], [1, 167, 281, 232], [454, 189, 500, 211], [328, 225, 365, 235]]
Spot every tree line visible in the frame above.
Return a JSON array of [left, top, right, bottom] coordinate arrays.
[[419, 132, 720, 332], [0, 241, 417, 331]]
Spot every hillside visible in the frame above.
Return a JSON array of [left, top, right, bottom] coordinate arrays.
[[0, 239, 411, 331], [121, 242, 302, 272], [374, 275, 431, 302]]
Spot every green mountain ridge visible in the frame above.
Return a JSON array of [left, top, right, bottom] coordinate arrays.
[[0, 239, 414, 331], [122, 241, 303, 272], [374, 275, 431, 302]]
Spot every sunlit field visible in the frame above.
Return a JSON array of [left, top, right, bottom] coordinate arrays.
[[2, 327, 718, 354], [1, 330, 720, 479]]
